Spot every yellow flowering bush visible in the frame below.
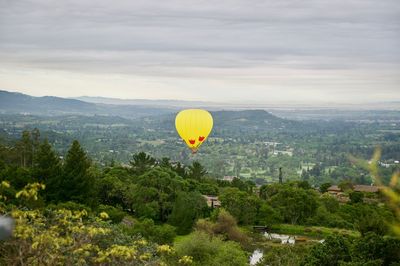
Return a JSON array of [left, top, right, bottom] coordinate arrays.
[[15, 183, 46, 201], [96, 245, 138, 263], [0, 180, 11, 203], [99, 212, 109, 220], [1, 181, 10, 188], [178, 255, 193, 265], [157, 244, 175, 254], [0, 183, 172, 265]]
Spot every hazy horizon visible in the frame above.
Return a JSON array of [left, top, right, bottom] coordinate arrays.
[[1, 1, 399, 104], [3, 89, 400, 110]]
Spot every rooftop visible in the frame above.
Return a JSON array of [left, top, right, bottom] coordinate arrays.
[[327, 185, 341, 192], [353, 185, 380, 193]]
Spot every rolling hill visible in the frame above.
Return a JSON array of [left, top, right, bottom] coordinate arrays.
[[0, 90, 175, 118]]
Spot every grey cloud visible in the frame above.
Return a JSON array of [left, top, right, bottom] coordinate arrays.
[[0, 0, 399, 102]]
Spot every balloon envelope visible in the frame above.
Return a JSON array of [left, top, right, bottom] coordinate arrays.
[[175, 109, 213, 153]]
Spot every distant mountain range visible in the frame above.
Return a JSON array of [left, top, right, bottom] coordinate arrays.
[[74, 96, 400, 111], [74, 96, 217, 108], [0, 90, 176, 118], [1, 90, 399, 122]]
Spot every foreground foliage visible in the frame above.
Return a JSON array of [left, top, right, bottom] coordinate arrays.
[[1, 131, 399, 265]]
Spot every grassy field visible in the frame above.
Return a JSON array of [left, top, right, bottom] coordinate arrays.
[[270, 224, 360, 238]]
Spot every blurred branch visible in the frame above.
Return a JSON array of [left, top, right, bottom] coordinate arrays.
[[350, 147, 400, 237]]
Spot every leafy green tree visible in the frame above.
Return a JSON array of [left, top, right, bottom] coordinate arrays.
[[259, 183, 284, 200], [168, 191, 208, 234], [97, 166, 136, 212], [355, 206, 388, 236], [60, 140, 96, 205], [320, 194, 340, 213], [33, 139, 62, 201], [338, 179, 354, 191], [270, 186, 318, 224], [188, 161, 207, 180], [349, 191, 364, 204], [129, 152, 156, 175], [172, 162, 187, 178], [219, 187, 260, 225], [351, 233, 395, 265], [306, 205, 346, 228], [126, 218, 176, 244], [297, 180, 311, 190], [231, 177, 255, 193], [320, 182, 332, 193], [132, 167, 188, 222], [257, 203, 283, 226], [301, 235, 351, 266], [337, 203, 392, 236], [196, 181, 219, 195], [303, 233, 400, 266]]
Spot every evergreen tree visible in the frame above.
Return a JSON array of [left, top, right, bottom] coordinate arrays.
[[129, 152, 156, 175], [168, 191, 207, 234], [61, 140, 95, 204], [319, 182, 332, 193], [188, 161, 207, 180], [16, 131, 33, 168], [159, 157, 172, 168], [31, 128, 41, 167], [33, 139, 62, 201], [278, 167, 283, 184], [172, 162, 187, 178]]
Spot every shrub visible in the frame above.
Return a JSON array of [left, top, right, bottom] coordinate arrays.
[[153, 224, 177, 245], [0, 182, 180, 265], [263, 245, 309, 266], [349, 192, 364, 204], [98, 204, 126, 223], [301, 235, 351, 265], [0, 207, 161, 265], [47, 201, 91, 212], [174, 231, 248, 266], [195, 219, 214, 236], [125, 218, 176, 244], [196, 209, 249, 247]]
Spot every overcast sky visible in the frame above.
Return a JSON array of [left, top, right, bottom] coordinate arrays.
[[0, 0, 399, 104]]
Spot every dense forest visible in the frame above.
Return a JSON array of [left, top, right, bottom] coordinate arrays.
[[0, 129, 399, 265]]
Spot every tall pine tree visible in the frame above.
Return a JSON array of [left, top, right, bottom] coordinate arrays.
[[16, 131, 33, 168], [61, 140, 96, 205], [33, 139, 62, 202], [129, 152, 156, 175]]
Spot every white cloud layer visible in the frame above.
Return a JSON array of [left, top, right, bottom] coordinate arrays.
[[0, 0, 399, 103]]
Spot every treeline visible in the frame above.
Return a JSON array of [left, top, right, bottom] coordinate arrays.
[[0, 129, 397, 234], [0, 130, 254, 238]]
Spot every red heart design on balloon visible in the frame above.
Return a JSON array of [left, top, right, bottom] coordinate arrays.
[[199, 136, 205, 142], [189, 139, 196, 145]]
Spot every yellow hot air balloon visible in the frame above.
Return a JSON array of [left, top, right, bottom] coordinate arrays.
[[175, 109, 213, 153]]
